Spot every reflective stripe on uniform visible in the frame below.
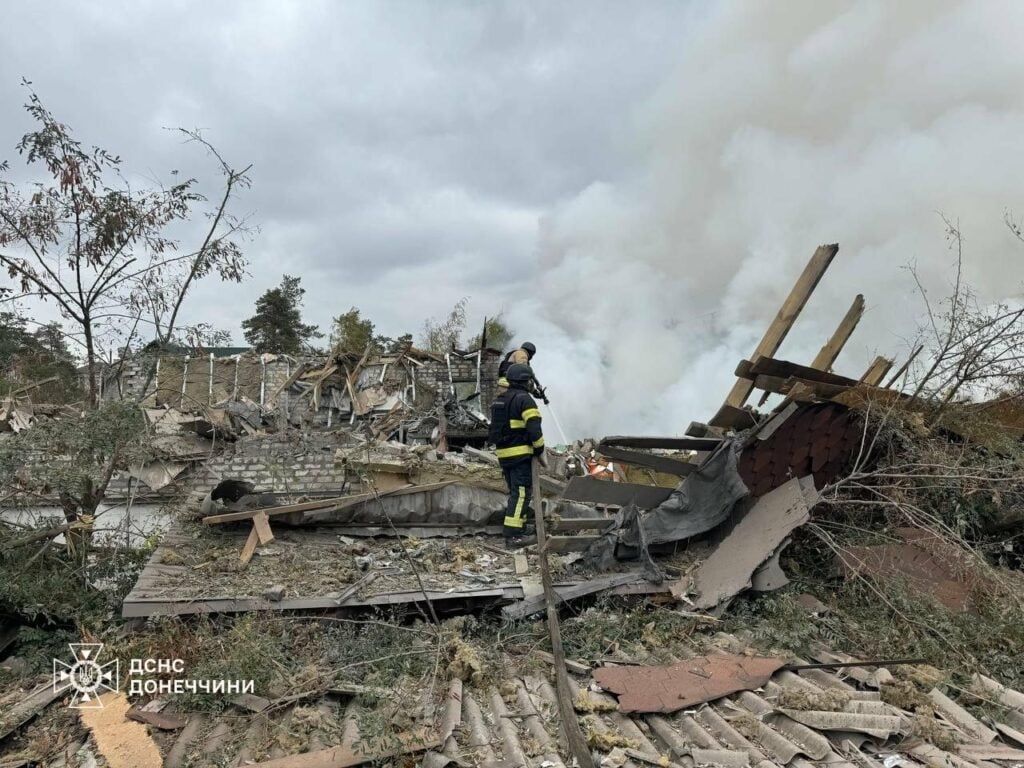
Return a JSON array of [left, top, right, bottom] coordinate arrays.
[[522, 408, 541, 421], [504, 486, 526, 528], [532, 437, 545, 448], [495, 444, 533, 459], [509, 419, 526, 428]]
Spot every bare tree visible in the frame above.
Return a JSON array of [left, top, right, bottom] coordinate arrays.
[[0, 82, 251, 407]]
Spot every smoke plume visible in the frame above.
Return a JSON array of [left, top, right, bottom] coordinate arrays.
[[512, 0, 1024, 440]]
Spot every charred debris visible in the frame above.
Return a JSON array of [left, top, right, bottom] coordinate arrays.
[[3, 244, 1024, 767]]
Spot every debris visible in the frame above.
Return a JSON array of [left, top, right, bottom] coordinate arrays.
[[690, 476, 816, 609], [264, 584, 286, 602], [513, 553, 529, 575], [591, 654, 785, 713], [502, 572, 643, 621], [247, 727, 439, 767], [837, 529, 980, 613], [778, 709, 904, 740], [79, 693, 162, 768], [125, 704, 187, 730], [0, 680, 63, 741]]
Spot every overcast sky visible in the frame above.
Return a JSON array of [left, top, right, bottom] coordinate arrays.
[[4, 1, 1024, 438], [0, 0, 702, 344]]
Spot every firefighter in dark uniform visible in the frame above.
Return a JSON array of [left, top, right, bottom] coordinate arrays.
[[489, 362, 544, 548], [496, 341, 536, 391]]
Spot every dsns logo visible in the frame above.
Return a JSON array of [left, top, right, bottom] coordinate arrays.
[[53, 643, 119, 708]]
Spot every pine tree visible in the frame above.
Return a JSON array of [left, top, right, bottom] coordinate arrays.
[[242, 275, 322, 355], [331, 307, 375, 356]]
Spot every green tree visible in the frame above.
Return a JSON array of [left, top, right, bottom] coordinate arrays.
[[242, 275, 322, 355], [467, 314, 514, 351], [0, 312, 81, 402], [421, 297, 468, 353], [331, 307, 375, 356]]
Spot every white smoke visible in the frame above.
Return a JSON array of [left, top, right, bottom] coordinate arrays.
[[511, 0, 1024, 440]]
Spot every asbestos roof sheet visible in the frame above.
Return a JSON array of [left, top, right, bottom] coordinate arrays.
[[92, 632, 1024, 768]]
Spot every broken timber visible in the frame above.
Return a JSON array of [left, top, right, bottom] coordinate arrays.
[[715, 243, 839, 422], [561, 476, 673, 508], [600, 435, 721, 451], [502, 572, 642, 620], [596, 445, 696, 476], [532, 458, 595, 767]]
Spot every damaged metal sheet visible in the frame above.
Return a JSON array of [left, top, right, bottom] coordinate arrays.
[[592, 654, 786, 713], [629, 440, 749, 548], [690, 476, 816, 610], [837, 529, 979, 613]]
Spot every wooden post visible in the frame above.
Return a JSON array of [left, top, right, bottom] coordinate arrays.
[[860, 356, 894, 386], [532, 458, 594, 767], [720, 244, 839, 412], [761, 293, 865, 407], [810, 294, 864, 371]]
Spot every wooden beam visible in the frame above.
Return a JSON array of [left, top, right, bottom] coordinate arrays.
[[811, 294, 865, 371], [252, 512, 274, 545], [502, 572, 641, 621], [600, 436, 720, 451], [595, 445, 696, 477], [560, 477, 674, 509], [860, 356, 894, 386], [718, 243, 839, 414], [203, 496, 347, 525], [530, 459, 595, 768], [239, 527, 259, 564], [743, 357, 861, 388]]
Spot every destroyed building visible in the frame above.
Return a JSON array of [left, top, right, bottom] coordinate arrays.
[[3, 243, 1024, 768]]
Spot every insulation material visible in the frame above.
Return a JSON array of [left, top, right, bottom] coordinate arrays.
[[592, 654, 785, 713]]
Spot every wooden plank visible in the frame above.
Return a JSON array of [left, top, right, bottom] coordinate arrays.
[[532, 649, 590, 676], [745, 357, 861, 387], [530, 458, 594, 768], [811, 294, 864, 372], [252, 512, 274, 545], [705, 404, 759, 431], [595, 445, 695, 477], [239, 527, 259, 564], [546, 535, 602, 554], [560, 476, 673, 509], [0, 682, 63, 740], [203, 496, 347, 525], [860, 355, 893, 386], [719, 243, 839, 413], [600, 435, 721, 451], [503, 572, 643, 621], [549, 517, 616, 532]]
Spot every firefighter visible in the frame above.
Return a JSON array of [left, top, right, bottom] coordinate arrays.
[[489, 362, 544, 548], [496, 341, 536, 390]]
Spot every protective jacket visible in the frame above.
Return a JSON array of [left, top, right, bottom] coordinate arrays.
[[497, 348, 531, 388], [489, 383, 544, 467]]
